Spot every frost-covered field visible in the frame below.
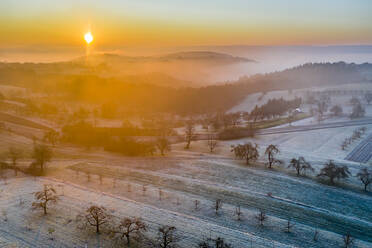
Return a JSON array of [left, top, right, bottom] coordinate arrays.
[[1, 138, 371, 248], [229, 83, 372, 115], [1, 84, 372, 247], [229, 123, 372, 167]]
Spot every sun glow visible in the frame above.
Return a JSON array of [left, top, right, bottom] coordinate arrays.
[[84, 32, 93, 44]]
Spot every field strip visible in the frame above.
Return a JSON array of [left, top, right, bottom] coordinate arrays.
[[129, 167, 372, 228], [38, 177, 295, 248], [345, 133, 372, 163]]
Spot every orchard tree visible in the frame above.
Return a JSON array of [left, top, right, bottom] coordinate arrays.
[[78, 205, 110, 233], [255, 209, 267, 226], [249, 105, 263, 124], [364, 92, 372, 104], [156, 125, 172, 156], [284, 218, 295, 233], [194, 200, 200, 211], [231, 143, 259, 165], [199, 237, 233, 248], [343, 233, 354, 248], [43, 130, 59, 146], [356, 167, 372, 191], [155, 226, 178, 248], [32, 184, 58, 215], [8, 147, 22, 175], [350, 97, 360, 106], [330, 105, 343, 117], [316, 100, 328, 121], [111, 217, 147, 247], [214, 199, 223, 215], [32, 144, 52, 173], [207, 133, 218, 153], [264, 144, 282, 169], [349, 103, 365, 119], [184, 121, 196, 149], [317, 161, 350, 184], [288, 157, 314, 176], [156, 136, 171, 156], [234, 205, 243, 221]]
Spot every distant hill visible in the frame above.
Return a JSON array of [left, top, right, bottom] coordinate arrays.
[[0, 61, 371, 114], [0, 51, 254, 86], [76, 51, 254, 64], [156, 51, 254, 62], [234, 62, 372, 92]]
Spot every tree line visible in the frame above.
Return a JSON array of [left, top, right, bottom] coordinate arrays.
[[249, 97, 302, 121], [231, 143, 372, 191]]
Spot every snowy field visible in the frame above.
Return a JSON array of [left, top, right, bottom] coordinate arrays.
[[1, 84, 372, 247], [229, 83, 372, 114], [230, 124, 372, 166], [1, 141, 371, 248]]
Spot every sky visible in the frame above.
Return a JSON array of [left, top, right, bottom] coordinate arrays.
[[1, 0, 372, 48]]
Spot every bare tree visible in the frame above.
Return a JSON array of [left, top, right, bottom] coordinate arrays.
[[234, 205, 243, 221], [264, 144, 282, 169], [365, 92, 372, 105], [207, 133, 218, 153], [255, 209, 267, 226], [155, 226, 178, 248], [356, 167, 372, 191], [43, 130, 59, 146], [313, 229, 319, 242], [288, 157, 314, 176], [287, 112, 295, 126], [142, 185, 147, 196], [32, 184, 58, 215], [249, 105, 263, 125], [214, 199, 223, 215], [231, 143, 259, 165], [330, 105, 343, 117], [194, 200, 200, 211], [350, 97, 360, 106], [349, 103, 365, 119], [8, 147, 22, 175], [284, 218, 295, 233], [184, 121, 196, 149], [156, 134, 171, 156], [110, 217, 147, 247], [159, 188, 163, 201], [343, 233, 354, 248], [199, 237, 233, 248], [317, 160, 350, 184], [316, 100, 328, 121], [31, 144, 52, 173], [127, 183, 132, 192], [78, 205, 110, 233]]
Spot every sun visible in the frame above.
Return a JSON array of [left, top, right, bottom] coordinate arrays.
[[84, 32, 93, 44]]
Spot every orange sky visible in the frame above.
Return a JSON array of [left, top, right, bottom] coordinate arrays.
[[1, 0, 371, 48]]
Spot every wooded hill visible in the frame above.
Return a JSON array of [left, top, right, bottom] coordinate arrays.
[[0, 61, 371, 115]]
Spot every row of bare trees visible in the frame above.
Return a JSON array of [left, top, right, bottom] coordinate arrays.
[[31, 184, 234, 247], [31, 182, 359, 248], [341, 127, 367, 150], [0, 144, 52, 178], [230, 143, 372, 191], [31, 184, 179, 247], [230, 143, 282, 169], [209, 198, 355, 247]]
